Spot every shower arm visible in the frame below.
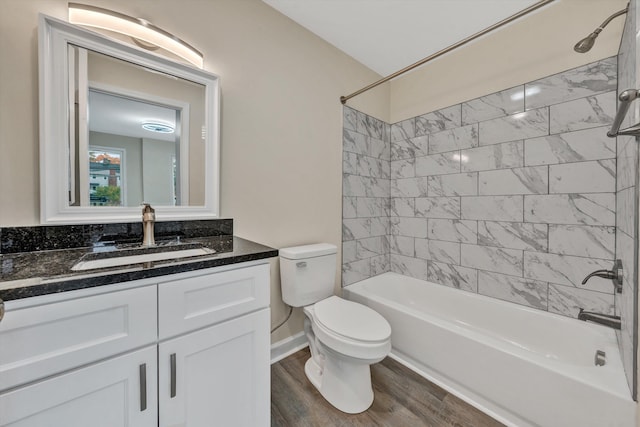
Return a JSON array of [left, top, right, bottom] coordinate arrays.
[[340, 0, 555, 105]]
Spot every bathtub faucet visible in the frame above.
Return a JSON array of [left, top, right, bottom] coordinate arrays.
[[578, 308, 621, 330], [581, 259, 623, 293]]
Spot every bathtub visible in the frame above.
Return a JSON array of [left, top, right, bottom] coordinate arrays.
[[343, 272, 636, 427]]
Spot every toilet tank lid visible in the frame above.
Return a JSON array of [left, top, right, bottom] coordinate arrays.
[[280, 243, 337, 260]]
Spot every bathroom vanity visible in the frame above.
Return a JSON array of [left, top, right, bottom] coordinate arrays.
[[0, 223, 277, 427]]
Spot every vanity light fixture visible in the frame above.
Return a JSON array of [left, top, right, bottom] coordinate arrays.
[[68, 3, 204, 68], [142, 122, 175, 133]]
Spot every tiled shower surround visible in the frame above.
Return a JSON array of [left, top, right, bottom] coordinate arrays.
[[343, 56, 621, 320]]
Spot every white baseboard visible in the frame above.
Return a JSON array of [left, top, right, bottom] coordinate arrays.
[[271, 331, 308, 364]]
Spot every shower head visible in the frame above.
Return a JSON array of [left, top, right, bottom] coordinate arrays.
[[573, 5, 628, 53]]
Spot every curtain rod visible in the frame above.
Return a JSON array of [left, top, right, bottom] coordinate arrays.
[[340, 0, 556, 105]]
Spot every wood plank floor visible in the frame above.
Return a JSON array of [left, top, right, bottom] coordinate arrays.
[[271, 348, 505, 427]]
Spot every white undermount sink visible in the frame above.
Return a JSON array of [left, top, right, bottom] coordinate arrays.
[[71, 246, 216, 271]]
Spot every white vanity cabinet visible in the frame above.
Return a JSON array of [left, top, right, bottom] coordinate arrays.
[[0, 261, 271, 427]]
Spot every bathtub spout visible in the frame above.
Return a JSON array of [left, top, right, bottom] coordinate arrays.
[[578, 308, 621, 330]]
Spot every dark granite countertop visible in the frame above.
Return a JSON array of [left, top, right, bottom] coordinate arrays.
[[0, 236, 278, 301]]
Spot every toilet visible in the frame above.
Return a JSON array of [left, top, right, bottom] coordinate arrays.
[[279, 243, 391, 414]]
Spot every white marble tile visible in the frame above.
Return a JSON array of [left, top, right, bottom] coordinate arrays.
[[525, 57, 617, 110], [343, 129, 368, 155], [342, 259, 371, 286], [461, 141, 523, 172], [343, 218, 370, 241], [428, 124, 479, 154], [479, 108, 549, 146], [343, 152, 358, 175], [477, 271, 548, 310], [369, 136, 390, 161], [357, 112, 384, 140], [415, 152, 461, 176], [524, 126, 615, 166], [390, 198, 415, 217], [548, 284, 615, 318], [461, 195, 524, 222], [357, 156, 390, 179], [617, 187, 635, 237], [462, 86, 524, 125], [428, 261, 478, 292], [391, 135, 429, 160], [415, 104, 462, 136], [391, 217, 428, 238], [391, 158, 415, 179], [343, 196, 357, 219], [617, 137, 637, 192], [428, 219, 477, 244], [356, 197, 386, 218], [548, 225, 615, 259], [427, 240, 461, 264], [343, 174, 367, 197], [357, 236, 388, 259], [365, 177, 390, 198], [478, 221, 547, 251], [549, 160, 615, 194], [390, 118, 415, 142], [414, 238, 430, 260], [549, 91, 616, 134], [371, 254, 390, 276], [415, 197, 460, 219], [428, 173, 478, 196], [391, 177, 429, 198], [524, 251, 614, 292], [343, 106, 357, 131], [391, 254, 429, 280], [370, 217, 390, 237], [524, 193, 615, 226], [479, 166, 548, 195], [342, 240, 357, 263], [461, 244, 523, 276], [390, 235, 415, 257]]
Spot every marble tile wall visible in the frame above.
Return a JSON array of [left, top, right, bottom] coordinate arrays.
[[343, 56, 623, 322], [387, 57, 618, 318], [615, 1, 638, 399], [342, 108, 391, 285]]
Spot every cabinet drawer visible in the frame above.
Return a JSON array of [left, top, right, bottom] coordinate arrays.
[[158, 263, 269, 339], [0, 285, 157, 392]]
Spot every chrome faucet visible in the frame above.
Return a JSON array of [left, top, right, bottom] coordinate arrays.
[[578, 308, 621, 330], [581, 259, 623, 293], [141, 203, 156, 247]]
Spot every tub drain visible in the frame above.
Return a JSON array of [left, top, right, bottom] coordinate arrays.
[[594, 350, 606, 366]]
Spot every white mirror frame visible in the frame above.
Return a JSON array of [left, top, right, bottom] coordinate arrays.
[[39, 14, 220, 224]]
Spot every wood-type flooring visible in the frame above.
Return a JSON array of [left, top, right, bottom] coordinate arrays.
[[271, 348, 505, 427]]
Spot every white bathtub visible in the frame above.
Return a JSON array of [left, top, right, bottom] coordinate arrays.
[[343, 272, 636, 427]]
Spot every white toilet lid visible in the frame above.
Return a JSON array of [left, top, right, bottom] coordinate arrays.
[[314, 296, 391, 342]]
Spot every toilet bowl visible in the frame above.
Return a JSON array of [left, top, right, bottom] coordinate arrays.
[[279, 243, 392, 414]]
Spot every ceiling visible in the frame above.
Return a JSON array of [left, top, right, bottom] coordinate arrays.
[[262, 0, 540, 76], [89, 90, 177, 142]]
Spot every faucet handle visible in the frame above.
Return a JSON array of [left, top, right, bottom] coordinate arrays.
[[581, 259, 623, 293], [141, 203, 155, 220]]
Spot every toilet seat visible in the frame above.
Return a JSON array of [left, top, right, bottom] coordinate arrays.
[[305, 297, 391, 360], [314, 296, 391, 343]]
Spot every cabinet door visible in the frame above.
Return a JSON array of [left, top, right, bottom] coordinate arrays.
[[0, 346, 157, 427], [159, 308, 270, 427]]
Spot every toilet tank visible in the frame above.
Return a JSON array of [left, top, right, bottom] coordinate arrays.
[[279, 243, 337, 307]]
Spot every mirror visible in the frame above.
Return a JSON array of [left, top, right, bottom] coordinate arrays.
[[39, 14, 220, 224]]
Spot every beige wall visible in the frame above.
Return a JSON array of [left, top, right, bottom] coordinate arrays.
[[389, 0, 628, 123], [0, 0, 389, 343]]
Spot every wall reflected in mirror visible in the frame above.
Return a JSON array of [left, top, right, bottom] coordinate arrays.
[[68, 46, 207, 208]]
